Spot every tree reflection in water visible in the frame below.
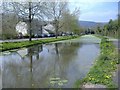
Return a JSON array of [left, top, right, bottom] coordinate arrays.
[[49, 43, 80, 88], [2, 41, 100, 88], [2, 45, 43, 88]]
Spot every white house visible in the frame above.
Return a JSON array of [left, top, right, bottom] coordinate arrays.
[[43, 23, 55, 32], [16, 21, 27, 35], [16, 21, 55, 36]]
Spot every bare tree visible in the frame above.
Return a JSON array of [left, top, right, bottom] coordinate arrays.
[[4, 1, 48, 41], [2, 13, 19, 39], [46, 1, 68, 38], [60, 9, 80, 35]]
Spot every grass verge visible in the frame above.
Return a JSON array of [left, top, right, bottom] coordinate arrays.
[[74, 37, 119, 89], [1, 36, 79, 52]]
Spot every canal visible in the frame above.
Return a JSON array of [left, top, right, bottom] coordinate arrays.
[[1, 35, 101, 88]]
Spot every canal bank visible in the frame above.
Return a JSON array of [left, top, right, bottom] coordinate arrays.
[[1, 36, 79, 52], [75, 36, 118, 89]]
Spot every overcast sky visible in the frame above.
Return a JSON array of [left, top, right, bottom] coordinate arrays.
[[69, 0, 119, 22]]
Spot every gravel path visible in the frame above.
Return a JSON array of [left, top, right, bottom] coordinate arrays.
[[107, 38, 120, 89], [0, 37, 55, 43], [82, 83, 106, 89], [112, 39, 120, 88], [112, 64, 120, 88]]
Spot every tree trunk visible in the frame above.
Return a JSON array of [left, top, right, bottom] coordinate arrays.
[[55, 20, 58, 39], [40, 25, 42, 36], [29, 2, 32, 41], [55, 27, 58, 39]]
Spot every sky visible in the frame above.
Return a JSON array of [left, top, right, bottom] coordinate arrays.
[[0, 0, 119, 22], [68, 0, 119, 22]]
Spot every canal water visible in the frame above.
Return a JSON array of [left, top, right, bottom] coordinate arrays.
[[0, 36, 100, 88]]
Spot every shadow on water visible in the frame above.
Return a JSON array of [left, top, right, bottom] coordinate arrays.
[[1, 40, 100, 88]]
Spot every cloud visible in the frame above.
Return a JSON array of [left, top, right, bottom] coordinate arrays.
[[69, 1, 118, 22], [1, 0, 119, 2], [80, 10, 118, 22], [69, 2, 99, 14], [69, 0, 119, 2]]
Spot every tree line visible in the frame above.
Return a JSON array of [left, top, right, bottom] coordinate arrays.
[[96, 19, 120, 38], [1, 1, 81, 41]]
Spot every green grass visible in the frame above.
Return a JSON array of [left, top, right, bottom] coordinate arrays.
[[74, 37, 118, 89], [1, 36, 79, 52]]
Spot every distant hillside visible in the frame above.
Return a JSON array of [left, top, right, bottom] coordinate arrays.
[[78, 21, 107, 28]]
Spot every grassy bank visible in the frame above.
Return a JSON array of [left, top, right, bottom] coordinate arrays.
[[75, 37, 118, 89], [1, 36, 79, 52]]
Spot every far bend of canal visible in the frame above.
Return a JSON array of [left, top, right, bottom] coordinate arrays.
[[0, 35, 101, 88]]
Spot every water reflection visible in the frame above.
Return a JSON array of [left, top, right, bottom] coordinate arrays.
[[27, 45, 43, 72], [2, 42, 100, 88]]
